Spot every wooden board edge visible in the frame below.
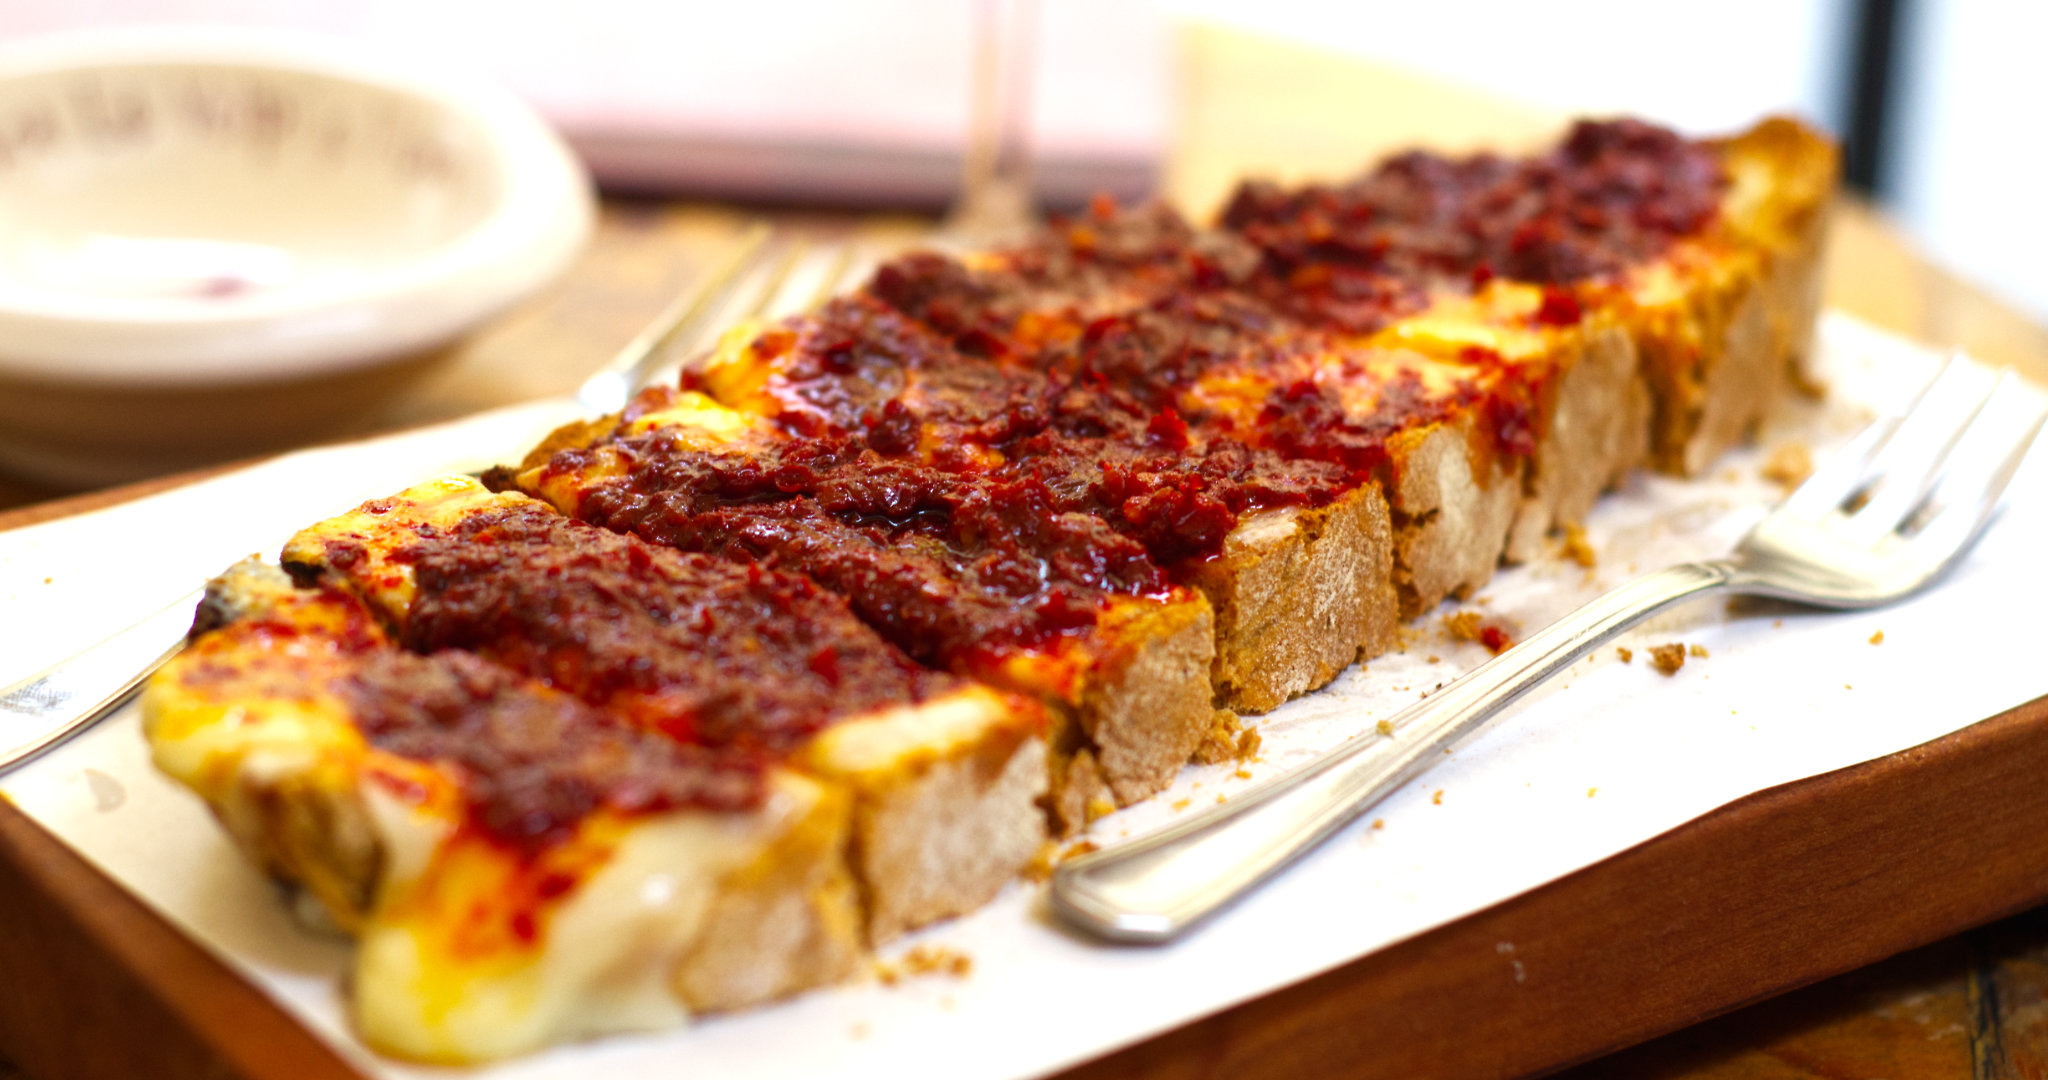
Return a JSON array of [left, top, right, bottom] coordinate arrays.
[[3, 696, 2044, 1080], [0, 800, 363, 1080], [1050, 692, 2048, 1080]]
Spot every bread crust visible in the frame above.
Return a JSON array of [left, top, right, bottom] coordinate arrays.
[[1505, 322, 1651, 562], [1195, 485, 1398, 713], [1386, 415, 1523, 616]]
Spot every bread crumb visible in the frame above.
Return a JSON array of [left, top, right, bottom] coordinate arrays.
[[1021, 841, 1061, 882], [1760, 441, 1814, 490], [1426, 654, 1441, 664], [1845, 683, 1853, 690], [1560, 523, 1596, 568], [1192, 709, 1262, 765], [1688, 643, 1709, 658], [850, 1021, 871, 1040], [1773, 619, 1783, 628], [1616, 646, 1633, 663], [1648, 644, 1687, 675], [1170, 798, 1191, 812], [1587, 787, 1597, 798], [875, 945, 973, 986], [1375, 719, 1395, 736], [1432, 789, 1444, 805], [1084, 797, 1115, 824], [1372, 819, 1385, 830], [1215, 793, 1227, 804], [42, 576, 52, 585], [1233, 768, 1253, 780], [1443, 610, 1514, 654], [1869, 629, 1884, 645]]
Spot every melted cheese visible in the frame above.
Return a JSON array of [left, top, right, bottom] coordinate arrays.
[[354, 773, 827, 1063]]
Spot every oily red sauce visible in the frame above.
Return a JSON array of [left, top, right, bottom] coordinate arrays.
[[539, 121, 1720, 678], [543, 431, 1174, 669], [339, 648, 764, 852], [850, 207, 1531, 478], [1219, 118, 1727, 331], [381, 500, 954, 752], [686, 291, 1382, 566]]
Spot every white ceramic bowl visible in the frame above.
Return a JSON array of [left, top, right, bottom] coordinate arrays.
[[0, 27, 593, 486]]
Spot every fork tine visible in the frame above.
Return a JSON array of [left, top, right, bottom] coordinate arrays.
[[738, 237, 812, 322], [1779, 355, 1957, 516], [576, 221, 773, 415], [1903, 399, 2048, 569], [804, 242, 859, 312], [1845, 364, 2007, 539], [1782, 414, 1903, 515]]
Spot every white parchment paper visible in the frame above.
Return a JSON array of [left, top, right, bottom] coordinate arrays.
[[2, 314, 2044, 1080]]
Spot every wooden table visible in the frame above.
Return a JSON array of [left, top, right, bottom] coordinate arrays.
[[4, 23, 2047, 1080]]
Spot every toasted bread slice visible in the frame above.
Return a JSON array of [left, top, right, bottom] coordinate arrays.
[[500, 389, 1218, 830], [281, 477, 1049, 944], [1636, 115, 1836, 473], [145, 561, 866, 1061], [690, 300, 1400, 718]]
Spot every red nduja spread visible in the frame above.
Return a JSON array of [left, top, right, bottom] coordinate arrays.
[[1219, 118, 1728, 331], [305, 501, 957, 848], [340, 649, 764, 850], [538, 120, 1723, 680]]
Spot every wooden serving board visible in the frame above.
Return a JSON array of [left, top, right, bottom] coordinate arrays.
[[2, 669, 2044, 1080]]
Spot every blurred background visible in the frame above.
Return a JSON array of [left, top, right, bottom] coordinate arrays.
[[2, 0, 2038, 323]]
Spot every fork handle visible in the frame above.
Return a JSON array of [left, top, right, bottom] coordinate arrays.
[[1050, 560, 1738, 943], [0, 588, 202, 775]]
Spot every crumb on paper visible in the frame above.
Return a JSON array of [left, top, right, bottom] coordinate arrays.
[[1372, 818, 1385, 830], [1616, 646, 1633, 663], [1774, 619, 1784, 628], [1560, 523, 1596, 568], [1022, 841, 1061, 882], [1063, 840, 1098, 861], [1426, 655, 1441, 664], [1376, 718, 1395, 737], [1869, 629, 1885, 645], [1845, 683, 1853, 690], [874, 945, 973, 986], [1193, 709, 1261, 765], [1760, 441, 1814, 491], [1648, 643, 1687, 675], [1234, 767, 1253, 780], [1688, 643, 1709, 658], [1443, 610, 1514, 654], [850, 1021, 871, 1040], [1432, 789, 1444, 805], [1084, 796, 1115, 824], [1215, 793, 1227, 804], [1587, 787, 1597, 798], [1171, 798, 1191, 812], [42, 576, 52, 585]]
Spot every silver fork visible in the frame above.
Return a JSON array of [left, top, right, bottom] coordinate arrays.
[[1052, 356, 2048, 944], [0, 224, 868, 775]]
